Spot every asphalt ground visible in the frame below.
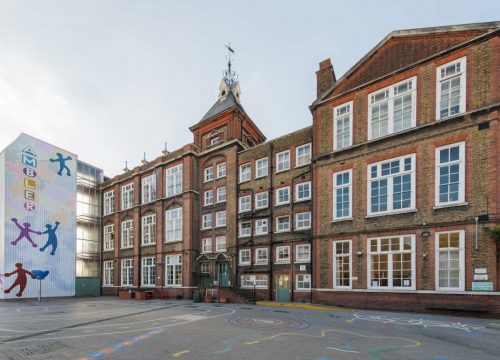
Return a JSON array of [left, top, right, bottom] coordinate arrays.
[[0, 297, 499, 360]]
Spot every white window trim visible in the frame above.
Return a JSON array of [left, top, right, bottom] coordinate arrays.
[[255, 247, 269, 265], [255, 157, 268, 178], [165, 164, 183, 198], [165, 207, 182, 243], [121, 259, 133, 287], [103, 260, 114, 286], [275, 245, 291, 264], [239, 249, 251, 265], [216, 186, 226, 203], [238, 222, 251, 238], [202, 238, 212, 253], [367, 235, 416, 291], [239, 163, 251, 183], [141, 214, 156, 246], [333, 101, 353, 150], [333, 240, 352, 289], [121, 183, 134, 210], [216, 162, 226, 179], [141, 257, 156, 287], [367, 154, 416, 216], [276, 150, 291, 173], [239, 195, 251, 213], [204, 190, 213, 206], [103, 224, 114, 251], [275, 186, 291, 206], [216, 236, 226, 252], [295, 244, 311, 263], [141, 175, 157, 204], [275, 215, 290, 233], [436, 57, 466, 120], [333, 169, 352, 220], [121, 219, 134, 249], [204, 167, 214, 183], [296, 274, 311, 291], [255, 192, 269, 210], [202, 214, 212, 230], [367, 76, 417, 140], [435, 230, 465, 292], [434, 142, 466, 207], [295, 211, 311, 230], [295, 143, 312, 167], [255, 219, 269, 235], [295, 181, 311, 202], [215, 211, 226, 227], [241, 275, 268, 289], [165, 254, 182, 287], [103, 190, 115, 215]]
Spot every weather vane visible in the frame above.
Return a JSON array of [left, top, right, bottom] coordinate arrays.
[[223, 43, 237, 84]]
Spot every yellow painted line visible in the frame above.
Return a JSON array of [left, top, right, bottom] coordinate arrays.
[[173, 350, 190, 357], [244, 329, 421, 348], [488, 323, 500, 328], [255, 301, 351, 312]]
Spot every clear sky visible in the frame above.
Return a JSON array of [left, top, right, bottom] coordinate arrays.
[[1, 1, 498, 176]]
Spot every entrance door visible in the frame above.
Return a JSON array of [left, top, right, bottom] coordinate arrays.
[[276, 274, 290, 302], [218, 263, 229, 287]]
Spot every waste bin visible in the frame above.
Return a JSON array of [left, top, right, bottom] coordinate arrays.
[[193, 288, 201, 303]]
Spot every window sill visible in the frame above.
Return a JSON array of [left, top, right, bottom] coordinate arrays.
[[365, 208, 417, 218], [332, 217, 353, 223], [103, 249, 115, 252], [203, 203, 213, 207], [215, 201, 226, 204], [295, 163, 311, 169], [238, 235, 251, 238], [164, 240, 182, 244], [254, 207, 268, 211], [239, 263, 251, 266], [275, 169, 290, 174], [275, 202, 290, 207], [275, 261, 291, 265], [275, 230, 290, 234], [295, 260, 310, 264], [255, 262, 268, 266], [254, 233, 269, 236], [239, 179, 251, 184], [295, 227, 312, 231], [433, 202, 468, 210], [295, 198, 311, 203], [120, 246, 134, 250], [215, 225, 226, 228], [141, 243, 156, 247], [255, 175, 268, 179]]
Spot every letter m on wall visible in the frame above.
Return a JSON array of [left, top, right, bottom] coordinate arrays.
[[22, 154, 37, 168]]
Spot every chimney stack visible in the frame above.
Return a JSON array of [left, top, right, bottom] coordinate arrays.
[[316, 58, 336, 98]]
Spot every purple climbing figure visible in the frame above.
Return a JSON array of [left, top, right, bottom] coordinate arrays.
[[11, 218, 41, 247], [39, 221, 60, 256], [50, 152, 72, 176]]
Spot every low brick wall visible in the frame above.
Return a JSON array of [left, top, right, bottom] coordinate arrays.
[[313, 290, 500, 317]]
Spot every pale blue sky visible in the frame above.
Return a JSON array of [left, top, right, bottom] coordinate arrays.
[[1, 1, 498, 176]]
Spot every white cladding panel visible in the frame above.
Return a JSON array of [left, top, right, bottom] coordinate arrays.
[[1, 134, 77, 299]]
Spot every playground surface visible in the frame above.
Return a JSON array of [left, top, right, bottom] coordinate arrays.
[[0, 297, 499, 360]]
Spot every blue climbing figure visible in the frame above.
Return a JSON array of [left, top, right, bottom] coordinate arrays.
[[39, 221, 60, 255], [50, 152, 72, 176]]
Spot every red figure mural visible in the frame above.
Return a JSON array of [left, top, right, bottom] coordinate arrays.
[[3, 263, 36, 297]]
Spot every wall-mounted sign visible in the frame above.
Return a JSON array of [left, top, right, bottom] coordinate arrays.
[[472, 282, 493, 292], [474, 268, 487, 274], [473, 274, 488, 281]]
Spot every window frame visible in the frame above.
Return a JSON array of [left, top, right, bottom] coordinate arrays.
[[204, 167, 214, 182], [239, 195, 251, 213], [121, 219, 134, 249], [121, 258, 133, 287], [276, 150, 291, 173], [165, 254, 182, 287], [276, 245, 290, 263], [103, 260, 114, 286], [103, 224, 114, 251], [255, 219, 269, 235], [296, 274, 311, 291], [296, 244, 311, 263], [333, 101, 353, 150], [141, 174, 157, 204], [141, 257, 156, 287], [165, 207, 182, 243], [436, 57, 466, 120], [238, 222, 251, 237], [216, 186, 226, 203], [241, 275, 268, 289], [239, 163, 251, 183], [202, 237, 212, 253], [121, 183, 134, 210], [202, 213, 212, 230], [216, 236, 226, 252], [204, 190, 214, 206], [296, 143, 312, 167], [295, 211, 311, 230], [435, 230, 465, 291], [367, 76, 417, 140], [255, 248, 269, 265], [141, 214, 156, 246], [239, 249, 251, 265], [275, 215, 290, 233], [333, 240, 352, 289], [165, 164, 183, 198], [333, 169, 352, 220], [275, 186, 291, 206], [215, 211, 226, 227], [255, 157, 269, 178], [367, 154, 416, 216], [216, 162, 226, 179], [103, 190, 115, 215], [295, 181, 311, 202], [367, 235, 416, 290], [255, 191, 269, 209], [434, 142, 466, 207]]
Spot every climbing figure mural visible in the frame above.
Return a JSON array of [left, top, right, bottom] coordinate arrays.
[[3, 263, 36, 297], [11, 218, 41, 247], [39, 221, 60, 255], [50, 152, 72, 176]]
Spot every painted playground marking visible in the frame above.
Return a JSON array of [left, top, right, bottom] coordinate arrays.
[[228, 316, 311, 331], [326, 346, 359, 354], [352, 314, 500, 334]]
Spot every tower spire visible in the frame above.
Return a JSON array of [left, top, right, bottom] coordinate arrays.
[[223, 43, 237, 85]]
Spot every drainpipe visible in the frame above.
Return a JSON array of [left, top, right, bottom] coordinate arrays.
[[138, 174, 142, 290], [268, 143, 274, 301]]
